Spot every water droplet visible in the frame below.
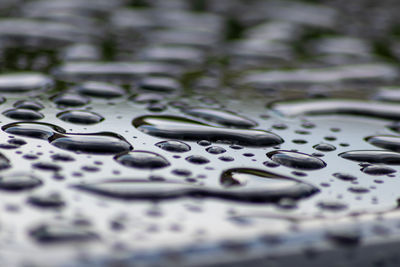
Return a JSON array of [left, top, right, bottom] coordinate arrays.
[[28, 192, 65, 208], [33, 162, 62, 172], [3, 108, 44, 120], [332, 172, 358, 181], [183, 107, 258, 128], [76, 81, 125, 98], [0, 173, 42, 191], [366, 135, 400, 152], [317, 200, 348, 211], [155, 140, 191, 153], [13, 100, 44, 110], [186, 155, 210, 164], [50, 133, 132, 155], [57, 110, 104, 125], [2, 122, 65, 140], [52, 93, 90, 107], [0, 72, 52, 93], [133, 115, 283, 147], [206, 146, 226, 154], [139, 76, 180, 92], [339, 150, 400, 165], [361, 165, 396, 175], [271, 99, 400, 120], [219, 168, 319, 201], [115, 151, 170, 169], [30, 224, 98, 243], [313, 143, 336, 152], [267, 150, 326, 170]]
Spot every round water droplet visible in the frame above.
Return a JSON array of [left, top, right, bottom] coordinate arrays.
[[267, 150, 326, 170]]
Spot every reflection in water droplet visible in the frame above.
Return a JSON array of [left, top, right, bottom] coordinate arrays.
[[183, 107, 258, 128], [133, 115, 283, 147], [267, 150, 326, 170], [339, 150, 400, 165], [57, 110, 104, 125], [115, 151, 170, 169]]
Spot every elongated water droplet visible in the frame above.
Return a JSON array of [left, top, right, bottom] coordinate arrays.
[[339, 150, 400, 165], [133, 115, 283, 147], [0, 173, 42, 191]]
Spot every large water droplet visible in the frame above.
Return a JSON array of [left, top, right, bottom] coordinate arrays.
[[267, 150, 327, 170], [133, 115, 283, 147]]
